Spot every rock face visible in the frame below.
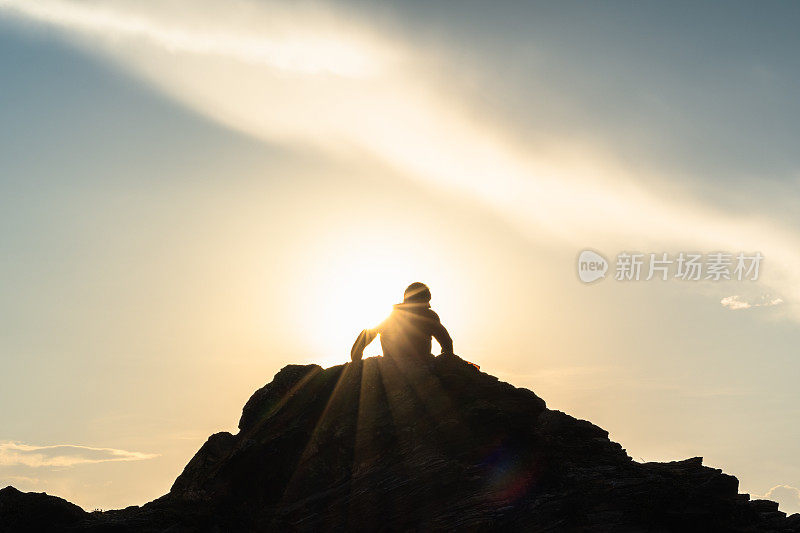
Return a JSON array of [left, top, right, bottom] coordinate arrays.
[[3, 354, 799, 531], [0, 486, 87, 532]]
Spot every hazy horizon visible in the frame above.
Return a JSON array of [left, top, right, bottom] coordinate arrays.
[[1, 0, 799, 514]]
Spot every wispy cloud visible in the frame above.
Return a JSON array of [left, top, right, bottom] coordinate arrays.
[[0, 441, 158, 467], [720, 295, 784, 311], [2, 0, 799, 319], [1, 475, 40, 484], [0, 0, 380, 77], [760, 484, 800, 514]]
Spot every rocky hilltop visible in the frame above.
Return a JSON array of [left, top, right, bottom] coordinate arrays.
[[2, 354, 798, 531]]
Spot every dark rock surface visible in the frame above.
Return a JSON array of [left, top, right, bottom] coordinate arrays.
[[0, 486, 87, 532], [2, 354, 798, 531]]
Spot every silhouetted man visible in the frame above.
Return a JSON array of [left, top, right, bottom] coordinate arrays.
[[351, 282, 453, 363]]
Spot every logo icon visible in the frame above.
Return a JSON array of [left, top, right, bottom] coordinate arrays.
[[578, 250, 608, 283]]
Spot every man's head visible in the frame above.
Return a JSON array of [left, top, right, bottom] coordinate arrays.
[[403, 282, 431, 305]]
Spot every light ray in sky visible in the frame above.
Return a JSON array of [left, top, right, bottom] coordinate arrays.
[[1, 0, 798, 321]]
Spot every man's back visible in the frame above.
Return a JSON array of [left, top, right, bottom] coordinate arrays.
[[350, 283, 453, 363], [378, 303, 452, 361]]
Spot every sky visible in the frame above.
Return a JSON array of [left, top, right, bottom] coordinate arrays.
[[1, 0, 799, 514]]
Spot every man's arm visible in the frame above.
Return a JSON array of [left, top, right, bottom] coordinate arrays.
[[430, 312, 453, 355], [351, 328, 378, 362]]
